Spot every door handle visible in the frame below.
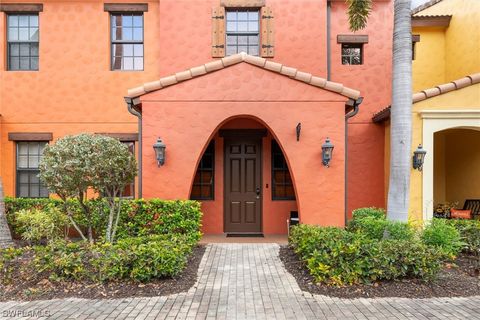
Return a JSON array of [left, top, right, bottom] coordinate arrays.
[[256, 187, 261, 199]]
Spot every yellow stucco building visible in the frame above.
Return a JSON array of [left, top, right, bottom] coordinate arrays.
[[374, 0, 480, 221]]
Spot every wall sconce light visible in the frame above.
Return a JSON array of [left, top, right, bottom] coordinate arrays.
[[413, 144, 426, 171], [321, 137, 334, 167], [153, 138, 166, 166]]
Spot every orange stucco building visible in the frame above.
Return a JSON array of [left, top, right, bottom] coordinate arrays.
[[0, 0, 392, 235]]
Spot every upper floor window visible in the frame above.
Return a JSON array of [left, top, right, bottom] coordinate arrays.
[[16, 141, 49, 198], [7, 14, 39, 71], [111, 13, 144, 71], [226, 9, 259, 56], [191, 141, 215, 200], [341, 43, 363, 65]]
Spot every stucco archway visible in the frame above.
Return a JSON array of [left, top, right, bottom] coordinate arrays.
[[189, 115, 299, 234], [420, 109, 480, 220]]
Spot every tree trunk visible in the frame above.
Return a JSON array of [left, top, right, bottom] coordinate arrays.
[[0, 177, 14, 248], [387, 0, 412, 222]]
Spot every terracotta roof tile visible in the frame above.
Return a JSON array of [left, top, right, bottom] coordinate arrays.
[[422, 87, 441, 98], [372, 72, 480, 123], [126, 53, 361, 100], [280, 66, 297, 78], [159, 75, 177, 87]]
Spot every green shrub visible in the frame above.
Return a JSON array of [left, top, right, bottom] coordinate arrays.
[[446, 219, 480, 254], [289, 224, 444, 286], [31, 235, 195, 282], [348, 217, 415, 241], [15, 207, 69, 244], [421, 219, 463, 258], [5, 197, 202, 243], [351, 207, 386, 220], [0, 247, 24, 283]]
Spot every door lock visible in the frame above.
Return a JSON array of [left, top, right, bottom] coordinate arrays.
[[256, 187, 261, 199]]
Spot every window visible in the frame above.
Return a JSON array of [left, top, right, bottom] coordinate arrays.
[[226, 9, 259, 56], [271, 140, 295, 200], [16, 141, 49, 198], [191, 141, 215, 200], [341, 43, 363, 65], [111, 13, 144, 71], [122, 141, 135, 198], [7, 14, 39, 71]]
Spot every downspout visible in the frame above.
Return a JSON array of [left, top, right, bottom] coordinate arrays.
[[126, 98, 143, 198], [344, 97, 363, 226], [326, 0, 331, 80]]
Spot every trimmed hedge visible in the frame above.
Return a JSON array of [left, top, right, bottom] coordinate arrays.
[[1, 235, 195, 283], [289, 224, 445, 286], [5, 197, 202, 243]]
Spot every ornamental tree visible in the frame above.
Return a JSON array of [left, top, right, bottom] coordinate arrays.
[[39, 133, 137, 243]]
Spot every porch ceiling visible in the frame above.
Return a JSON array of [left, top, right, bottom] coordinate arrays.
[[126, 52, 361, 102]]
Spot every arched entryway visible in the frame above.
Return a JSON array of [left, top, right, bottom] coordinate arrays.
[[420, 110, 480, 219], [433, 128, 480, 216], [189, 117, 298, 235]]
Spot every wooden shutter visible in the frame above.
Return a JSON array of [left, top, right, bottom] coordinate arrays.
[[212, 7, 225, 58], [261, 7, 274, 58]]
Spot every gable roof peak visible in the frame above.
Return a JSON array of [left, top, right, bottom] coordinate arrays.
[[126, 53, 360, 101]]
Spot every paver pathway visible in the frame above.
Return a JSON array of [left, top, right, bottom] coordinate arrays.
[[1, 243, 480, 319]]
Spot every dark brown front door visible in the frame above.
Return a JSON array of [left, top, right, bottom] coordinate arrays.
[[224, 134, 262, 233]]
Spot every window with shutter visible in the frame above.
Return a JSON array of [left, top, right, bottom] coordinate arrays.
[[212, 6, 273, 58]]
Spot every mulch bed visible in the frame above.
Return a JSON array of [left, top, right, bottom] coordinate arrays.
[[280, 245, 480, 298], [0, 245, 205, 301]]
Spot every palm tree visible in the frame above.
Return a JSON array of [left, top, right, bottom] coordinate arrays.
[[347, 0, 412, 222], [0, 177, 13, 248]]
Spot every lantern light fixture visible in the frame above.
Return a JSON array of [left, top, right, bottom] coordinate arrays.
[[413, 144, 427, 171], [321, 137, 334, 167], [153, 138, 166, 167]]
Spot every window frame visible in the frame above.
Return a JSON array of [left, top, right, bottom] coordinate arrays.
[[121, 141, 136, 198], [190, 140, 215, 201], [341, 43, 363, 65], [6, 13, 40, 71], [271, 140, 295, 201], [110, 12, 144, 71], [15, 141, 49, 198], [225, 8, 260, 56]]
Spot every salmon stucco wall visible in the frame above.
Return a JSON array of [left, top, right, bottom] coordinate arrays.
[[0, 0, 161, 197], [330, 0, 393, 216], [140, 63, 347, 232]]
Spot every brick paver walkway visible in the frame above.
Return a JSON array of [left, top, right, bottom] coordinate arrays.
[[1, 244, 480, 319]]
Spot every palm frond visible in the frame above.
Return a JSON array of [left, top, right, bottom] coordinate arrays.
[[346, 0, 372, 31]]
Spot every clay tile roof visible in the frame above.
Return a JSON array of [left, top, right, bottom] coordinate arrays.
[[126, 52, 361, 101], [372, 72, 480, 123], [411, 0, 444, 15]]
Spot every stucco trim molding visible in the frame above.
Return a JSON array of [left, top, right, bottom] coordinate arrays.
[[95, 132, 139, 141], [421, 110, 480, 221], [220, 0, 265, 7], [126, 52, 361, 101], [336, 35, 369, 44], [104, 3, 148, 12], [419, 110, 480, 119], [0, 3, 43, 12], [8, 132, 53, 141]]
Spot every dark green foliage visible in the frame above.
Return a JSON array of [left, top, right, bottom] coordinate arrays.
[[17, 235, 195, 283], [289, 224, 444, 286], [351, 207, 386, 220], [421, 219, 463, 258], [446, 219, 480, 254], [348, 207, 414, 241], [346, 0, 372, 32], [4, 197, 202, 244]]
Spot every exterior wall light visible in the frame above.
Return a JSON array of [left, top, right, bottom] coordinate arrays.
[[413, 144, 426, 171], [153, 138, 166, 166], [321, 137, 334, 167]]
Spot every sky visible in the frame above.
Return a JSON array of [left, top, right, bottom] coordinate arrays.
[[411, 0, 431, 9]]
